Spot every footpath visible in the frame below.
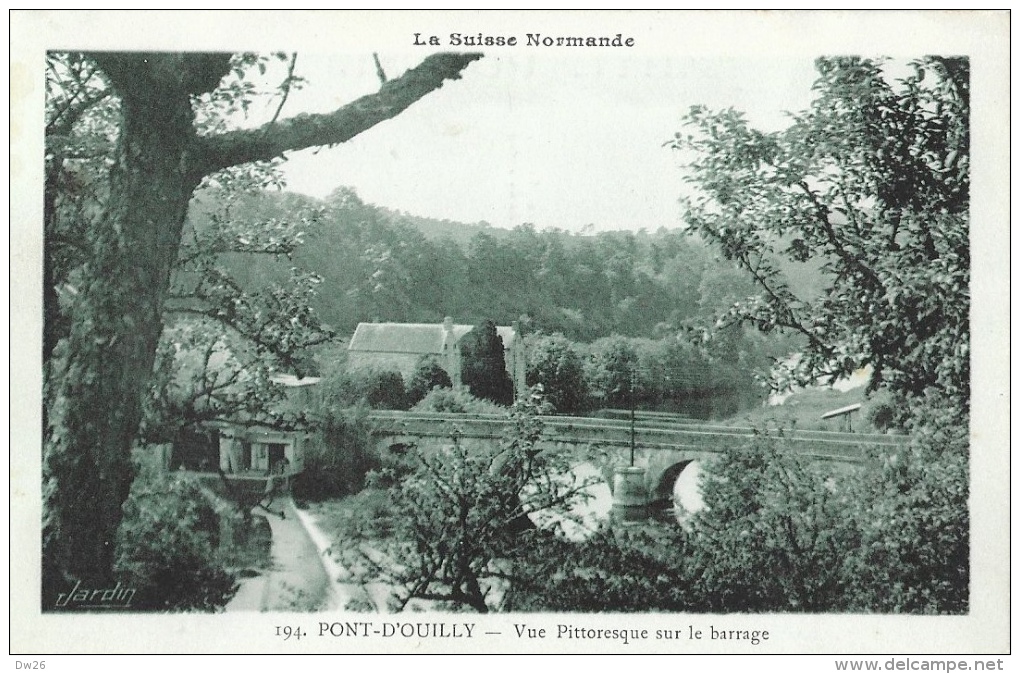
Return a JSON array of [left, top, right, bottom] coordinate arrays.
[[226, 495, 336, 612]]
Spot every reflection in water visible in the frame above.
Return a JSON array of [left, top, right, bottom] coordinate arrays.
[[665, 390, 759, 421], [527, 462, 612, 541], [672, 461, 705, 524]]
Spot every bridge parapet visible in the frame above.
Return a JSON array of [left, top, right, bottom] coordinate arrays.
[[368, 411, 912, 522], [367, 411, 909, 464]]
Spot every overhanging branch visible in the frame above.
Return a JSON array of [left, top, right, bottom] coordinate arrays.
[[191, 52, 483, 178]]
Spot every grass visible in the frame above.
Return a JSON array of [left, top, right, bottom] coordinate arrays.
[[304, 489, 395, 548]]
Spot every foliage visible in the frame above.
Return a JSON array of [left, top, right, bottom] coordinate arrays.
[[293, 405, 378, 502], [406, 355, 453, 406], [683, 434, 854, 612], [459, 320, 514, 406], [318, 364, 409, 411], [203, 187, 827, 349], [115, 452, 238, 611], [504, 395, 968, 615], [863, 390, 898, 432], [843, 391, 969, 613], [411, 386, 505, 415], [680, 404, 967, 614], [46, 54, 332, 409], [310, 488, 399, 547], [524, 333, 589, 414], [672, 57, 969, 414], [582, 333, 769, 417], [337, 390, 596, 613], [497, 400, 965, 615], [307, 395, 967, 614], [661, 57, 971, 615], [502, 525, 692, 612], [584, 335, 641, 409], [139, 319, 314, 446]]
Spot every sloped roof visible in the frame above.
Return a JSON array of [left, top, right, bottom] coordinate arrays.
[[349, 323, 447, 354], [348, 322, 516, 354]]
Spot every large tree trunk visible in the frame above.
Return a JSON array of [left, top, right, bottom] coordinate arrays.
[[42, 51, 482, 606], [42, 54, 214, 601]]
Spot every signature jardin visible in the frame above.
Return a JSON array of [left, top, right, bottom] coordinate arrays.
[[54, 580, 136, 610]]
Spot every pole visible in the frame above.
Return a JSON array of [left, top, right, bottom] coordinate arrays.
[[629, 367, 636, 467]]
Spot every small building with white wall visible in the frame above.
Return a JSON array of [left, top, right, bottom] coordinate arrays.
[[210, 374, 320, 478]]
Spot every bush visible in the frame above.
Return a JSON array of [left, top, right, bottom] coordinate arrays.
[[681, 396, 968, 614], [411, 386, 505, 415], [865, 400, 897, 432], [294, 405, 379, 501], [406, 356, 453, 406], [684, 433, 854, 612], [843, 391, 969, 613], [503, 526, 692, 612], [319, 365, 408, 411], [116, 456, 238, 611]]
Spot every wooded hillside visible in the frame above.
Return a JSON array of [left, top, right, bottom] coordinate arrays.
[[192, 185, 826, 344]]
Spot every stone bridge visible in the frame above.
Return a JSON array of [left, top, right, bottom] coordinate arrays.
[[367, 411, 910, 512]]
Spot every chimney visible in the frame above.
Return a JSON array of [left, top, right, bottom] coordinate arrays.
[[443, 316, 453, 332]]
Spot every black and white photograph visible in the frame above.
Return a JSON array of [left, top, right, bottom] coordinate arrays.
[[11, 9, 1010, 659]]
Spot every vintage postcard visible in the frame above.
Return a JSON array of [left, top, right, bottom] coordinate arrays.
[[10, 10, 1010, 658]]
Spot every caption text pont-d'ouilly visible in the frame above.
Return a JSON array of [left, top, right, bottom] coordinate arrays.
[[415, 33, 636, 48]]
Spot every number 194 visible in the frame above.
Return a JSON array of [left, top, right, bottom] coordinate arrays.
[[276, 626, 304, 640]]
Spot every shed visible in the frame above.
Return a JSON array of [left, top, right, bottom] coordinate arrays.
[[821, 403, 862, 432]]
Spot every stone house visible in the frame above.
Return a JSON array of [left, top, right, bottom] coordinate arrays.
[[347, 317, 527, 397]]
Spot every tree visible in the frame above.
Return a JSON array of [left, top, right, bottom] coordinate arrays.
[[684, 434, 853, 612], [43, 50, 483, 600], [667, 56, 970, 614], [294, 405, 378, 502], [459, 319, 514, 406], [143, 221, 335, 447], [584, 335, 640, 409], [406, 355, 453, 405], [672, 57, 969, 416], [524, 333, 589, 414], [318, 363, 408, 411], [337, 392, 595, 612]]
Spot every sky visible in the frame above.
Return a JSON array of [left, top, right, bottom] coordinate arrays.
[[247, 52, 820, 233]]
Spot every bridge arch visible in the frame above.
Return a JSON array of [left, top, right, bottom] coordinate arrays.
[[652, 459, 696, 506]]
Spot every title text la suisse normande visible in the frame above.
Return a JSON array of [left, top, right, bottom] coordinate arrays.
[[415, 33, 635, 48]]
